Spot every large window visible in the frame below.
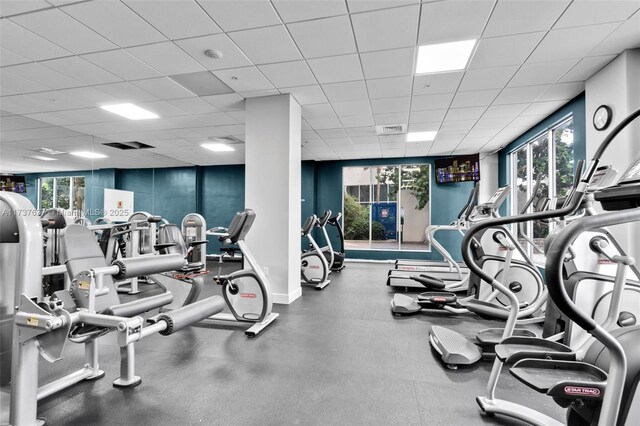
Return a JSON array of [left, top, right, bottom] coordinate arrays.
[[342, 164, 431, 251], [510, 117, 574, 263], [38, 176, 86, 213]]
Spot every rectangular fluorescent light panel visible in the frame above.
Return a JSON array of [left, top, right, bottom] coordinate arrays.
[[416, 40, 476, 74], [407, 131, 437, 142], [29, 155, 57, 161], [100, 103, 159, 120], [202, 143, 235, 152], [71, 151, 108, 159]]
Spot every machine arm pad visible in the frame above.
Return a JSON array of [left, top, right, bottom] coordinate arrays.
[[152, 295, 225, 335]]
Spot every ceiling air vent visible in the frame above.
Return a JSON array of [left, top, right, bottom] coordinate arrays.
[[211, 136, 243, 144], [375, 124, 406, 136], [37, 147, 65, 155], [103, 141, 155, 150]]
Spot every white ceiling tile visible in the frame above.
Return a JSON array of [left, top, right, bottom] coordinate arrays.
[[493, 85, 550, 105], [316, 128, 348, 139], [459, 65, 519, 91], [288, 15, 356, 58], [339, 114, 375, 128], [0, 47, 31, 66], [237, 88, 280, 98], [367, 76, 412, 99], [131, 77, 196, 99], [509, 115, 547, 128], [63, 1, 166, 47], [527, 23, 620, 63], [588, 12, 640, 56], [331, 100, 371, 116], [41, 56, 122, 86], [371, 97, 411, 114], [0, 69, 51, 94], [281, 85, 327, 105], [228, 25, 301, 65], [413, 72, 464, 95], [197, 0, 281, 31], [272, 0, 348, 22], [8, 10, 112, 56], [409, 109, 446, 123], [509, 59, 580, 87], [411, 93, 455, 111], [201, 93, 245, 111], [374, 112, 409, 125], [258, 61, 315, 88], [213, 66, 275, 92], [418, 0, 493, 44], [82, 49, 163, 81], [468, 32, 546, 69], [302, 103, 335, 118], [97, 81, 161, 103], [473, 117, 512, 129], [446, 106, 486, 121], [521, 101, 567, 116], [307, 54, 363, 84], [129, 101, 188, 118], [322, 80, 369, 102], [2, 62, 83, 90], [1, 0, 51, 17], [483, 103, 529, 119], [483, 1, 570, 38], [439, 119, 476, 131], [127, 42, 205, 75], [351, 136, 379, 145], [466, 128, 501, 139], [56, 86, 120, 108], [451, 89, 500, 108], [351, 5, 419, 52], [345, 126, 376, 136], [558, 55, 616, 83], [0, 115, 51, 131], [169, 97, 220, 114], [306, 116, 343, 129], [554, 1, 640, 29], [360, 47, 414, 79], [536, 82, 585, 102], [347, 0, 418, 13], [176, 33, 253, 70], [124, 0, 221, 39]]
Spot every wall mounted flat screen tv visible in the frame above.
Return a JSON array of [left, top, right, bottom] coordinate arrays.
[[434, 154, 480, 184], [0, 175, 27, 193]]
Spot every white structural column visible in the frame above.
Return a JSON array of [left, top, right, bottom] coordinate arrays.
[[245, 94, 302, 304]]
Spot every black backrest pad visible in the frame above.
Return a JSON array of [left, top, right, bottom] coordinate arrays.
[[225, 211, 248, 243], [302, 215, 316, 235], [62, 224, 120, 312], [318, 210, 331, 226], [236, 209, 256, 242]]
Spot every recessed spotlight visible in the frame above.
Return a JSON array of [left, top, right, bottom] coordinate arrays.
[[29, 155, 57, 161], [70, 151, 108, 159], [201, 143, 235, 152], [416, 40, 476, 74], [204, 49, 223, 59], [99, 103, 159, 120], [407, 131, 437, 142]]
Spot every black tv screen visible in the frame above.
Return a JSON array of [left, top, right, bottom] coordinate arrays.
[[0, 175, 27, 193], [435, 154, 480, 184]]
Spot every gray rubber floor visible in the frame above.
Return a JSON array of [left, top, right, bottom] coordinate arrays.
[[28, 261, 564, 425]]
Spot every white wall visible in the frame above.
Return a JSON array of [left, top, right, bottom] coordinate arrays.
[[585, 49, 640, 256], [479, 153, 499, 202]]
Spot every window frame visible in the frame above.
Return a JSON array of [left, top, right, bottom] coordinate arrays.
[[37, 176, 86, 214]]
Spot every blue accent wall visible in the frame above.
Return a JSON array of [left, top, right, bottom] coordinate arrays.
[[498, 93, 586, 216]]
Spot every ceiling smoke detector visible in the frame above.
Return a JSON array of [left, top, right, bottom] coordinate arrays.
[[375, 124, 406, 136], [204, 49, 223, 59]]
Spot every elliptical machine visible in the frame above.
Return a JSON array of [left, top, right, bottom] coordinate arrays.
[[301, 214, 331, 290], [327, 212, 346, 271]]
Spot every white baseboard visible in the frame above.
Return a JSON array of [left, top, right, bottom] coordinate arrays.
[[273, 286, 302, 305]]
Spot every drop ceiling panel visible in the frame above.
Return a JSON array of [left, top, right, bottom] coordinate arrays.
[[322, 80, 369, 103], [554, 0, 640, 29], [0, 70, 52, 94], [40, 56, 122, 86], [0, 19, 72, 61], [536, 82, 585, 102], [228, 25, 301, 65], [127, 42, 205, 76], [96, 81, 161, 103], [508, 59, 580, 87], [459, 65, 519, 91], [483, 0, 570, 38], [307, 54, 364, 84], [371, 97, 411, 114], [272, 0, 348, 22], [256, 61, 315, 88], [527, 23, 621, 63], [281, 85, 327, 106], [446, 106, 486, 121], [351, 5, 419, 52], [0, 115, 52, 131], [558, 55, 616, 83], [2, 63, 83, 90], [82, 49, 163, 80], [288, 15, 357, 58], [451, 89, 500, 108], [493, 85, 550, 105], [10, 8, 116, 54], [588, 12, 640, 56], [0, 0, 51, 17], [409, 109, 447, 124], [331, 100, 371, 117], [469, 32, 546, 69], [367, 76, 412, 99], [360, 47, 414, 79], [175, 33, 253, 70], [413, 72, 464, 96], [0, 47, 30, 67], [473, 117, 512, 129], [374, 112, 409, 125], [130, 77, 195, 100], [346, 0, 418, 13], [411, 93, 455, 111], [196, 0, 281, 32], [305, 116, 343, 130], [200, 93, 245, 111], [521, 101, 567, 116], [439, 119, 476, 131], [302, 103, 335, 118], [123, 0, 221, 39], [339, 114, 375, 128], [169, 71, 234, 96], [483, 103, 529, 119], [168, 98, 220, 114], [419, 0, 493, 44]]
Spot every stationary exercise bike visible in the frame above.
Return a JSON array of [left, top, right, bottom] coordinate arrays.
[[301, 214, 331, 289]]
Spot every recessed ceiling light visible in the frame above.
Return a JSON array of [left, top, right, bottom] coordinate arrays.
[[29, 155, 57, 161], [407, 131, 437, 142], [415, 40, 476, 74], [201, 143, 235, 152], [99, 103, 159, 120], [70, 151, 108, 159]]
